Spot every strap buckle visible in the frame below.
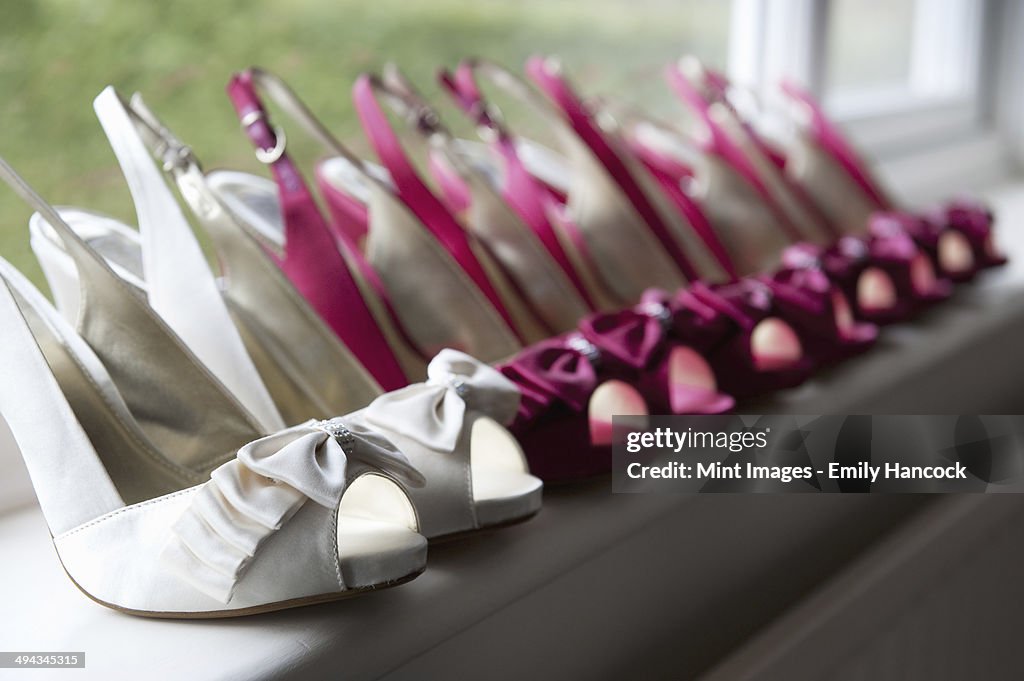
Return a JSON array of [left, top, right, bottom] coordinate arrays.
[[400, 103, 444, 140], [467, 100, 506, 143], [154, 138, 198, 173], [240, 110, 288, 165]]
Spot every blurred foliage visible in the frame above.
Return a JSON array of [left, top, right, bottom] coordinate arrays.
[[0, 0, 728, 285]]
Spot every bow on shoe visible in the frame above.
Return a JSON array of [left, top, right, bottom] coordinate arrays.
[[363, 349, 521, 453], [764, 265, 880, 350], [943, 199, 994, 241], [771, 263, 832, 297], [868, 213, 923, 264], [763, 265, 831, 318], [638, 288, 732, 353], [500, 338, 599, 424], [785, 224, 918, 292], [690, 280, 775, 332], [163, 417, 423, 604], [874, 210, 942, 250], [784, 238, 868, 282], [577, 308, 670, 371]]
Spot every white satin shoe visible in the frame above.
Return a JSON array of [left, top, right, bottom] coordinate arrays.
[[29, 86, 544, 542], [0, 160, 428, 618], [358, 349, 542, 539]]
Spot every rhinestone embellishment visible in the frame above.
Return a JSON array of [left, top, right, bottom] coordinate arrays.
[[638, 301, 673, 330], [446, 373, 470, 398], [567, 334, 602, 366], [313, 419, 357, 455]]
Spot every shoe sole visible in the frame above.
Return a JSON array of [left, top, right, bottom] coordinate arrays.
[[58, 555, 425, 619], [428, 509, 541, 545]]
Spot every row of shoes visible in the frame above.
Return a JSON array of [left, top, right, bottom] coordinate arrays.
[[0, 55, 1004, 618]]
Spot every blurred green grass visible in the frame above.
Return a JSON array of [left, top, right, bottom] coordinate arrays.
[[0, 0, 728, 286]]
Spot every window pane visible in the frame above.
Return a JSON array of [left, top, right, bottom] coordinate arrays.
[[825, 0, 916, 93]]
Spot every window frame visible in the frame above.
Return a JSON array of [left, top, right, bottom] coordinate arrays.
[[726, 0, 1020, 201]]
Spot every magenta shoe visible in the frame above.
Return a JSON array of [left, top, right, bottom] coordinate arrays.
[[685, 280, 816, 398], [499, 304, 734, 482], [942, 199, 1007, 271], [577, 305, 734, 415], [781, 219, 952, 326], [878, 204, 1007, 283], [758, 266, 877, 363], [777, 79, 1008, 278]]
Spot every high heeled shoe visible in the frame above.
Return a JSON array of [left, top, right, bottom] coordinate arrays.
[[321, 65, 589, 338], [776, 80, 1006, 280], [439, 58, 818, 391], [439, 58, 703, 306], [0, 159, 428, 617], [70, 84, 729, 486], [608, 57, 950, 324], [500, 294, 735, 482], [219, 68, 541, 365], [31, 88, 386, 426], [672, 63, 1004, 283], [577, 87, 878, 362], [29, 87, 544, 540]]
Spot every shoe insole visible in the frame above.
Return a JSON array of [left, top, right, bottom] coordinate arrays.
[[337, 516, 427, 588], [472, 470, 543, 529]]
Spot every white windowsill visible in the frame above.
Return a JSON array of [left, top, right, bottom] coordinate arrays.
[[881, 134, 1018, 205], [2, 182, 1024, 680]]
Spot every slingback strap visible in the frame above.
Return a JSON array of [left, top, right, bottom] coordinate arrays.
[[438, 65, 512, 141], [526, 56, 702, 281], [445, 58, 690, 305], [665, 61, 810, 244], [164, 416, 423, 603], [439, 61, 599, 307], [0, 160, 266, 469], [627, 138, 740, 279], [92, 87, 284, 432], [373, 67, 566, 333], [695, 64, 840, 240], [0, 253, 124, 534], [352, 73, 522, 337], [779, 79, 892, 210], [577, 98, 742, 281], [226, 69, 411, 390], [124, 93, 391, 419], [372, 65, 592, 333]]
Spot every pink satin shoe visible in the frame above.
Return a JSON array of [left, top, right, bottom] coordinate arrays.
[[634, 58, 954, 323], [500, 303, 734, 482], [777, 80, 1007, 281], [222, 68, 534, 384], [439, 58, 700, 308], [518, 56, 866, 368], [713, 71, 1006, 282], [324, 66, 591, 338], [441, 58, 818, 391]]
